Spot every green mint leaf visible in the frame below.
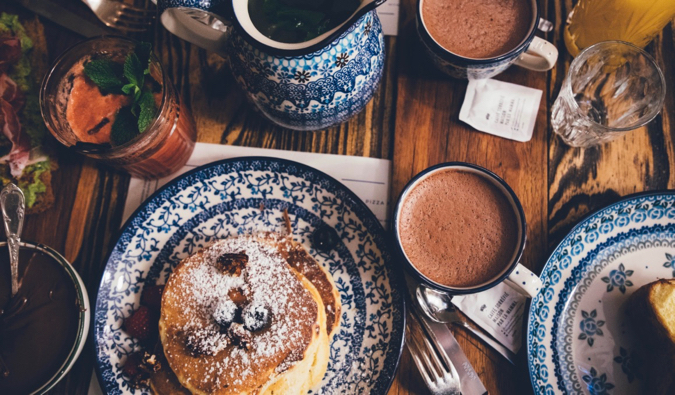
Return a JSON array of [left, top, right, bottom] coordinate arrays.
[[83, 59, 124, 92], [133, 86, 142, 103], [110, 106, 139, 146], [137, 88, 157, 133], [135, 42, 152, 70], [124, 52, 144, 89], [121, 83, 136, 95]]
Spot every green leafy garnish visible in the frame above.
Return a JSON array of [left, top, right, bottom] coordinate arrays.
[[123, 52, 144, 101], [253, 0, 359, 42], [82, 42, 158, 146], [84, 59, 124, 93], [137, 89, 157, 133], [110, 106, 139, 146]]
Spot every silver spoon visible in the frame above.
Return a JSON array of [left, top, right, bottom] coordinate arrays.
[[0, 183, 25, 297], [414, 281, 517, 364]]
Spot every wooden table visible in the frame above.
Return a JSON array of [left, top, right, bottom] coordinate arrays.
[[1, 0, 673, 394]]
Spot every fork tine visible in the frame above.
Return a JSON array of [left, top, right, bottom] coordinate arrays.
[[416, 335, 442, 379], [408, 331, 435, 385], [421, 335, 449, 376], [119, 3, 156, 15], [116, 11, 155, 22]]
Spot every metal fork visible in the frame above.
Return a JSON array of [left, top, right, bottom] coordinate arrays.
[[82, 0, 155, 33], [407, 311, 462, 395]]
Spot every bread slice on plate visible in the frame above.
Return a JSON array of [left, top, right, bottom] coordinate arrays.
[[625, 278, 675, 395]]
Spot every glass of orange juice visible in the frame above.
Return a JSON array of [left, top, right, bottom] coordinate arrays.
[[564, 0, 675, 57]]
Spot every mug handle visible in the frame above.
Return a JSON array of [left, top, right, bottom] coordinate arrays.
[[513, 36, 559, 72], [503, 263, 542, 298], [158, 0, 232, 57]]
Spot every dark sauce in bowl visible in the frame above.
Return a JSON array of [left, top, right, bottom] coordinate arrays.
[[0, 246, 81, 394], [249, 0, 361, 43]]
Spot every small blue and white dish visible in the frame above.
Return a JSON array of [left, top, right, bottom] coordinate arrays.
[[527, 191, 675, 395], [157, 0, 387, 131], [93, 157, 405, 394]]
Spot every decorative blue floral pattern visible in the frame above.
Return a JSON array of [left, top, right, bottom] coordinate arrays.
[[582, 367, 615, 395], [93, 158, 405, 394], [527, 192, 675, 395], [601, 263, 634, 293], [613, 347, 637, 383], [663, 252, 675, 276], [227, 12, 385, 131], [578, 310, 605, 347]]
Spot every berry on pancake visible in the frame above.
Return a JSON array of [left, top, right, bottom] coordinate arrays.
[[123, 306, 156, 341], [242, 303, 269, 332], [213, 298, 238, 327], [141, 284, 164, 310]]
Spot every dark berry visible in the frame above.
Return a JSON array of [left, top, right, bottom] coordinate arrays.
[[215, 252, 248, 276], [185, 329, 227, 356], [141, 285, 164, 310], [123, 306, 156, 341], [312, 225, 339, 252], [228, 323, 253, 350], [242, 303, 269, 332], [213, 298, 238, 327], [122, 352, 143, 378]]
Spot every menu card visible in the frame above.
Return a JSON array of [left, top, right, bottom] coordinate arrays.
[[121, 143, 392, 226], [377, 0, 400, 36]]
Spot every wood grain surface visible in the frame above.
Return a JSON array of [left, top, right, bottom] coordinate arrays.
[[0, 0, 673, 394]]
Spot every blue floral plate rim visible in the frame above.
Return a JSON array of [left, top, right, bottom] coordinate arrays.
[[526, 189, 675, 395], [92, 156, 407, 394]]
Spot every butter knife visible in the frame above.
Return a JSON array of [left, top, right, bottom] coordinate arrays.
[[10, 0, 109, 38]]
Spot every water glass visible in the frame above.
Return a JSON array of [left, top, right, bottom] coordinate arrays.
[[551, 41, 666, 148]]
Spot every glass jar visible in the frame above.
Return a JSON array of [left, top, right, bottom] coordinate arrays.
[[564, 0, 675, 57], [40, 36, 196, 179]]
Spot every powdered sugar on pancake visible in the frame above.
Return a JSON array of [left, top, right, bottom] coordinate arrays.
[[161, 235, 319, 392]]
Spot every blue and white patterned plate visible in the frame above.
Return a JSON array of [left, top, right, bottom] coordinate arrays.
[[528, 192, 675, 395], [93, 157, 405, 394]]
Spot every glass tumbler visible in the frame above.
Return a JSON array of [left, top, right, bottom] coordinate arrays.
[[40, 36, 197, 179], [551, 41, 665, 148]]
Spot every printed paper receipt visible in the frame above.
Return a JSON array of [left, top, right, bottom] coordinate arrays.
[[452, 281, 527, 354], [487, 289, 526, 344]]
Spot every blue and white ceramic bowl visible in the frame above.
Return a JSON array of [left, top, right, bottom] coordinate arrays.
[[527, 192, 675, 395], [228, 11, 385, 131], [158, 1, 386, 131], [93, 157, 405, 394]]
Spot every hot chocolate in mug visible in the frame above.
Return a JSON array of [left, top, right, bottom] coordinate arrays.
[[416, 0, 559, 79], [392, 162, 543, 298], [158, 0, 388, 131]]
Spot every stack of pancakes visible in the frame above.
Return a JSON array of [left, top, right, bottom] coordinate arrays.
[[152, 234, 341, 394]]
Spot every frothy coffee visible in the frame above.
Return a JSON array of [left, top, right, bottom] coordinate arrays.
[[422, 0, 533, 59], [398, 169, 519, 288]]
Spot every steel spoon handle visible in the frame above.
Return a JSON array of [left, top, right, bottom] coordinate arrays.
[[450, 312, 517, 364], [1, 184, 25, 297]]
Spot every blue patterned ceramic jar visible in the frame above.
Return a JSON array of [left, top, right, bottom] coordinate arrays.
[[158, 0, 386, 131]]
